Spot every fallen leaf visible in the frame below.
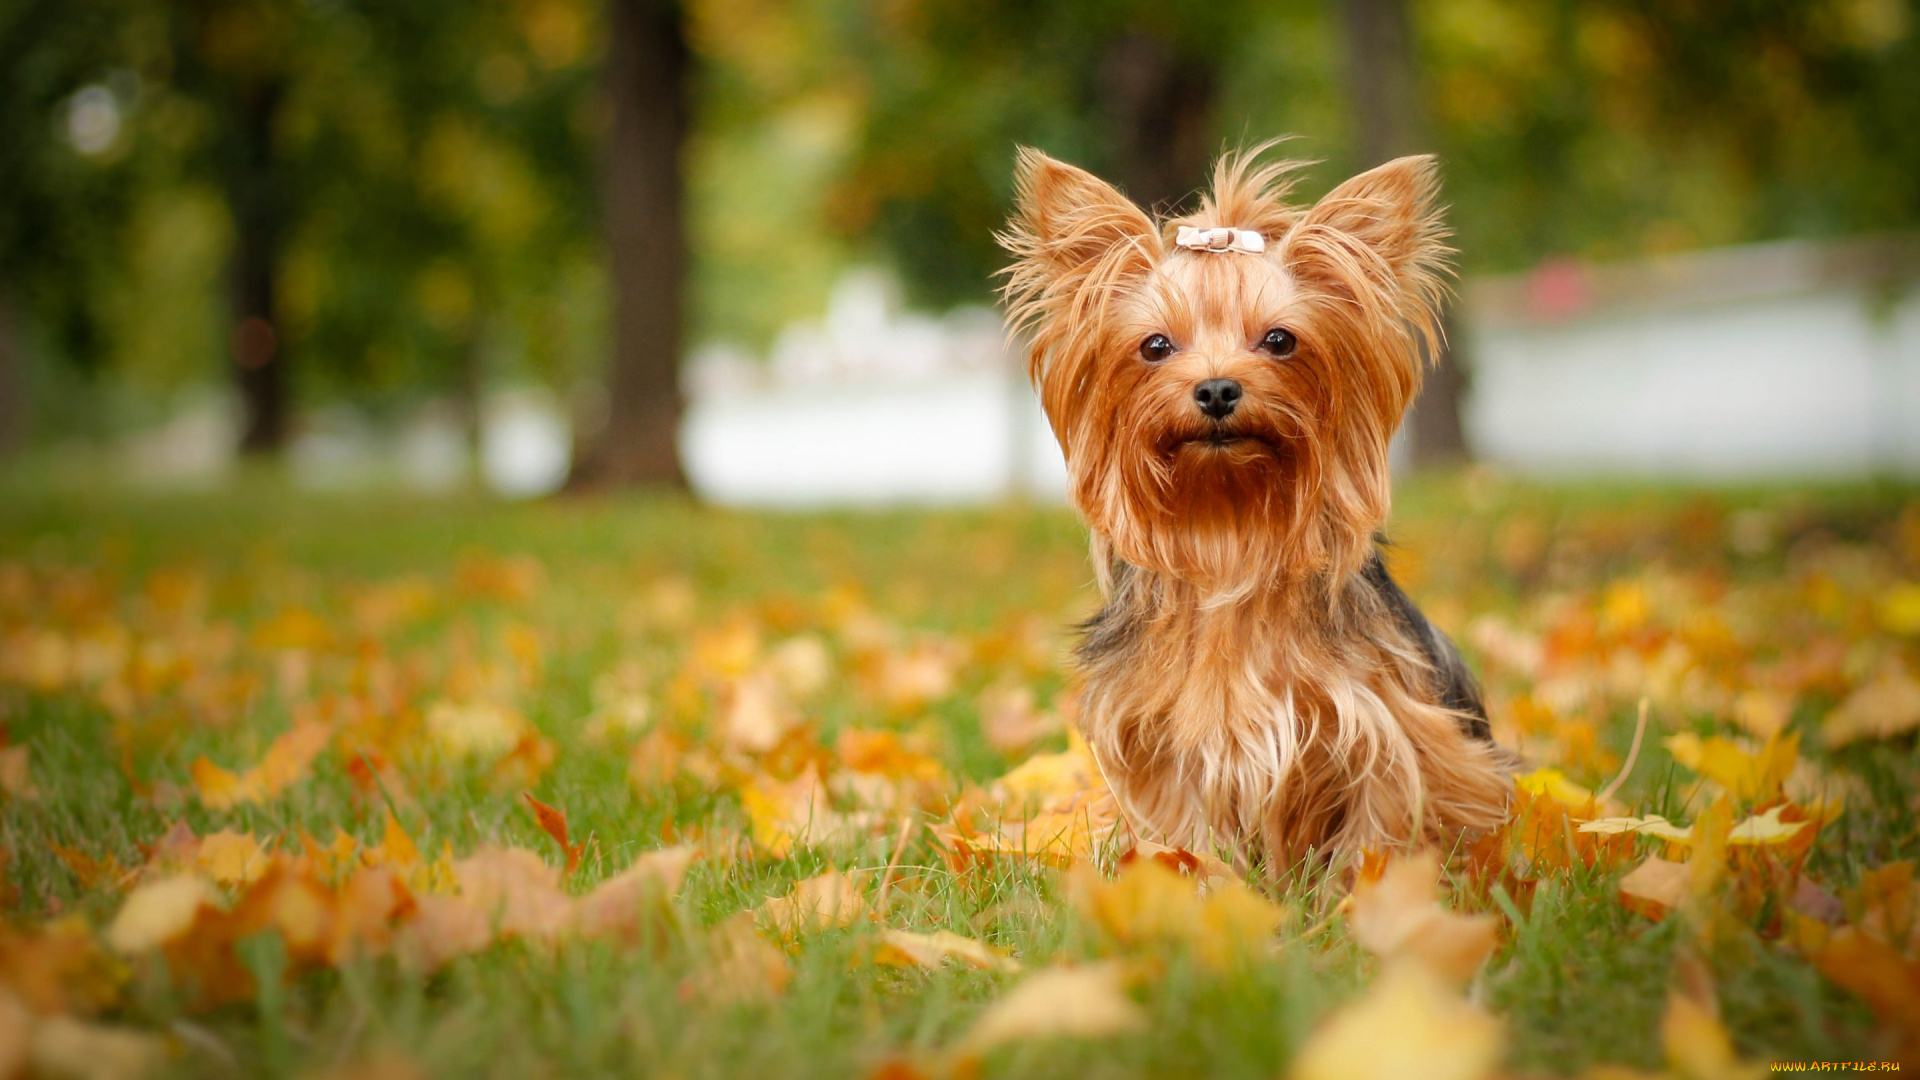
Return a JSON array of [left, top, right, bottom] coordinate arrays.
[[757, 868, 868, 940], [26, 1013, 168, 1080], [425, 699, 528, 761], [1514, 767, 1600, 810], [575, 845, 699, 946], [1347, 851, 1500, 983], [195, 830, 270, 887], [1824, 661, 1920, 747], [191, 718, 331, 810], [687, 912, 791, 1002], [0, 744, 37, 801], [1663, 733, 1797, 803], [107, 874, 210, 954], [451, 847, 573, 938], [1578, 815, 1694, 843], [1071, 856, 1283, 970], [1618, 856, 1690, 921], [1290, 962, 1503, 1080], [1661, 989, 1766, 1080], [873, 929, 1019, 973], [957, 963, 1145, 1053], [521, 792, 585, 874]]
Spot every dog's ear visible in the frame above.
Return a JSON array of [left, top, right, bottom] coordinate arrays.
[[1000, 148, 1158, 285], [1296, 155, 1450, 284]]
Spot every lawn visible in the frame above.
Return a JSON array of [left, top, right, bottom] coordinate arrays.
[[2, 472, 1916, 1078]]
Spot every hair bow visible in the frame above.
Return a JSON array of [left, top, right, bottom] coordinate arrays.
[[1174, 226, 1265, 255]]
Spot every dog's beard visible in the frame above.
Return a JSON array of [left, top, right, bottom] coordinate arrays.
[[1096, 416, 1314, 592]]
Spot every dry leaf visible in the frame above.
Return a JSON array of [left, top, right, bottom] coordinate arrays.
[[1824, 661, 1920, 747], [873, 929, 1019, 973], [191, 718, 330, 809], [1347, 851, 1499, 983], [1290, 962, 1503, 1080], [575, 845, 699, 945], [756, 868, 868, 939], [521, 792, 585, 874], [107, 874, 209, 954], [195, 830, 270, 887], [26, 1013, 168, 1080], [1071, 857, 1283, 970], [1661, 990, 1765, 1080], [0, 744, 37, 801], [958, 963, 1145, 1053], [1618, 856, 1690, 921], [1663, 732, 1797, 802], [451, 847, 573, 939], [424, 700, 528, 761], [688, 912, 792, 1003]]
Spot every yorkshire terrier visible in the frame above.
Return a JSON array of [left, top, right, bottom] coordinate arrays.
[[998, 145, 1512, 869]]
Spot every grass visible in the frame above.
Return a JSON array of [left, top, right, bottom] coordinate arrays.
[[2, 471, 1916, 1077]]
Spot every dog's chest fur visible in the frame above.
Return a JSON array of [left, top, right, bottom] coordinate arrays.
[[1074, 553, 1510, 866]]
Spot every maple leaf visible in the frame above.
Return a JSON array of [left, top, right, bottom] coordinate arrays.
[[0, 742, 37, 801], [574, 845, 700, 947], [18, 1008, 168, 1080], [1289, 962, 1503, 1080], [686, 912, 792, 1003], [424, 699, 529, 761], [190, 717, 331, 810], [1070, 856, 1284, 970], [50, 843, 132, 892], [756, 868, 868, 940], [1824, 660, 1920, 747], [873, 929, 1019, 973], [1663, 732, 1797, 803], [0, 918, 122, 1016], [195, 829, 271, 887], [957, 963, 1145, 1054], [1618, 855, 1691, 921], [450, 846, 573, 939], [1811, 925, 1920, 1058], [107, 874, 210, 954], [976, 684, 1063, 757], [1659, 993, 1764, 1080], [1347, 851, 1500, 983], [521, 792, 585, 874]]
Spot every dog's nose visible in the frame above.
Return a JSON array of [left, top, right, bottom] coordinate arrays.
[[1193, 378, 1242, 420]]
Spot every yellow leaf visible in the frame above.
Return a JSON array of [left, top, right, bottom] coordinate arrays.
[[424, 699, 527, 760], [1070, 857, 1284, 970], [107, 874, 208, 954], [1725, 805, 1811, 846], [191, 718, 331, 809], [1347, 851, 1500, 983], [688, 912, 791, 1003], [873, 929, 1020, 973], [27, 1013, 168, 1080], [1662, 732, 1796, 803], [1825, 661, 1920, 747], [991, 729, 1102, 807], [1661, 991, 1765, 1080], [1878, 582, 1920, 636], [1514, 767, 1596, 809], [195, 830, 269, 886], [451, 846, 573, 939], [1618, 856, 1689, 920], [1577, 815, 1694, 842], [1290, 962, 1503, 1080], [958, 963, 1145, 1053], [575, 845, 699, 945], [0, 745, 38, 801], [756, 868, 868, 940]]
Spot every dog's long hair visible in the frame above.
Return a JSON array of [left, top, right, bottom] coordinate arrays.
[[999, 145, 1510, 866]]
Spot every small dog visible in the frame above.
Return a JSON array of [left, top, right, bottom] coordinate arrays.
[[998, 145, 1511, 869]]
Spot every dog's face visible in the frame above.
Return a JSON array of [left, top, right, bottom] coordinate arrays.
[[1000, 148, 1452, 590]]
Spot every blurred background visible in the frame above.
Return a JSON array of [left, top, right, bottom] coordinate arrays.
[[2, 0, 1918, 503]]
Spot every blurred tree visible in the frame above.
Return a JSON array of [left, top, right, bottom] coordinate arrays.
[[1342, 0, 1469, 466], [568, 0, 689, 490]]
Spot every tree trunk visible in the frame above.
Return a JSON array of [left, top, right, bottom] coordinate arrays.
[[227, 77, 288, 456], [0, 286, 23, 457], [1098, 30, 1215, 215], [1341, 0, 1470, 466], [569, 0, 689, 490]]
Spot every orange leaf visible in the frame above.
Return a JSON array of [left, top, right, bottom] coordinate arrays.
[[521, 792, 584, 874]]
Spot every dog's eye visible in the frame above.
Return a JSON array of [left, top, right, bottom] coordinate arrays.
[[1139, 334, 1175, 362], [1259, 328, 1297, 358]]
